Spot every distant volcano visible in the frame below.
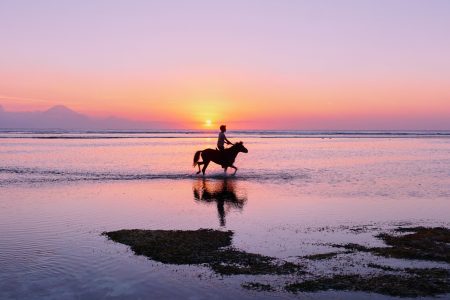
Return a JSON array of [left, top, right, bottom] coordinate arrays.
[[41, 105, 90, 124], [0, 105, 175, 129], [44, 105, 84, 116]]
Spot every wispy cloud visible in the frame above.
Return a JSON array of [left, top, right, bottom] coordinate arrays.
[[0, 95, 54, 103]]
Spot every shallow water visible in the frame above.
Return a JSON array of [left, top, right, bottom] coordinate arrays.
[[1, 131, 449, 299]]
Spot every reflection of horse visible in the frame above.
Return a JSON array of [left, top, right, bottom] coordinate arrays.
[[193, 142, 248, 175], [193, 178, 247, 226]]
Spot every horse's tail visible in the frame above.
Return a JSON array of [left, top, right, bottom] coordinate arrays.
[[193, 150, 202, 167]]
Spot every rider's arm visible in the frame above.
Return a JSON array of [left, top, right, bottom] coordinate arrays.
[[225, 137, 233, 145]]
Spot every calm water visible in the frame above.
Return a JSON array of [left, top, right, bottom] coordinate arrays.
[[1, 131, 450, 299]]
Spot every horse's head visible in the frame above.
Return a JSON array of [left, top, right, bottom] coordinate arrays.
[[234, 141, 248, 153]]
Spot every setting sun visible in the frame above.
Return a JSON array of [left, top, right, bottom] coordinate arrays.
[[205, 119, 212, 127]]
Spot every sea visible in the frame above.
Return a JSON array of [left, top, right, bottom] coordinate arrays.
[[1, 130, 449, 299]]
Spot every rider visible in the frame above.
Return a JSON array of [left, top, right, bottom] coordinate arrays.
[[217, 125, 233, 151]]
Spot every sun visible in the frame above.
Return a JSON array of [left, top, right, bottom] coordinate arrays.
[[205, 119, 212, 127]]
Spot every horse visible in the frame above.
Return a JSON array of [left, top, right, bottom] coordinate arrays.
[[193, 142, 248, 175]]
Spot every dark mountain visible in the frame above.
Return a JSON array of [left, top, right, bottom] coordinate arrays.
[[44, 105, 85, 117], [0, 105, 172, 129], [39, 105, 90, 128]]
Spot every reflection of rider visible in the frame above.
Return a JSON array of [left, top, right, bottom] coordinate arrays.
[[192, 178, 247, 226], [217, 125, 233, 151]]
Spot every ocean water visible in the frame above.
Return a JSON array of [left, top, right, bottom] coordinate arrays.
[[1, 130, 450, 299]]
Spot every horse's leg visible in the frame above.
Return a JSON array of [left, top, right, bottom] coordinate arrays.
[[223, 166, 228, 173], [230, 165, 238, 175], [202, 160, 210, 175], [196, 162, 204, 174]]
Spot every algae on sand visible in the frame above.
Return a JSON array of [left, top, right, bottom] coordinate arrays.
[[285, 268, 450, 298], [103, 229, 303, 276], [333, 227, 450, 263], [241, 282, 275, 292], [302, 251, 345, 260], [103, 229, 232, 265], [103, 226, 450, 297], [376, 227, 450, 262]]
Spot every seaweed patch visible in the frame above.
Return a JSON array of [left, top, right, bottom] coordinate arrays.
[[241, 282, 275, 292], [332, 227, 450, 263], [285, 268, 450, 297], [104, 227, 450, 297], [103, 229, 303, 276]]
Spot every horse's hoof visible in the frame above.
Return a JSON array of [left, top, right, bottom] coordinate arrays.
[[196, 171, 201, 174]]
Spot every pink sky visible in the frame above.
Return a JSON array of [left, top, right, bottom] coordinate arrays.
[[1, 0, 449, 129]]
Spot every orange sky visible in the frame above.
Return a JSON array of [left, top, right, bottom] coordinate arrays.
[[1, 1, 450, 130], [1, 67, 449, 129]]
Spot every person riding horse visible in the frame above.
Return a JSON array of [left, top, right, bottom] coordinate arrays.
[[217, 125, 233, 167], [193, 125, 248, 175], [217, 125, 233, 151]]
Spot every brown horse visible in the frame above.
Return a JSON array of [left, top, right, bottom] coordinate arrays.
[[193, 142, 248, 175]]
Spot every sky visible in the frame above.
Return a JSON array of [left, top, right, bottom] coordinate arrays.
[[1, 0, 449, 130]]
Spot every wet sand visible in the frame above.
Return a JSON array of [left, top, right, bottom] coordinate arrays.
[[1, 134, 450, 298], [1, 179, 449, 299]]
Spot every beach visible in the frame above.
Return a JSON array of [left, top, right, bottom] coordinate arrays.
[[1, 131, 450, 299]]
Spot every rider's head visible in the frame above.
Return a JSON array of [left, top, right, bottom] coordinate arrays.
[[220, 125, 226, 132]]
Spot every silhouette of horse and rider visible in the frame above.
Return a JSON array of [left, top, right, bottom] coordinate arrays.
[[193, 125, 248, 175]]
